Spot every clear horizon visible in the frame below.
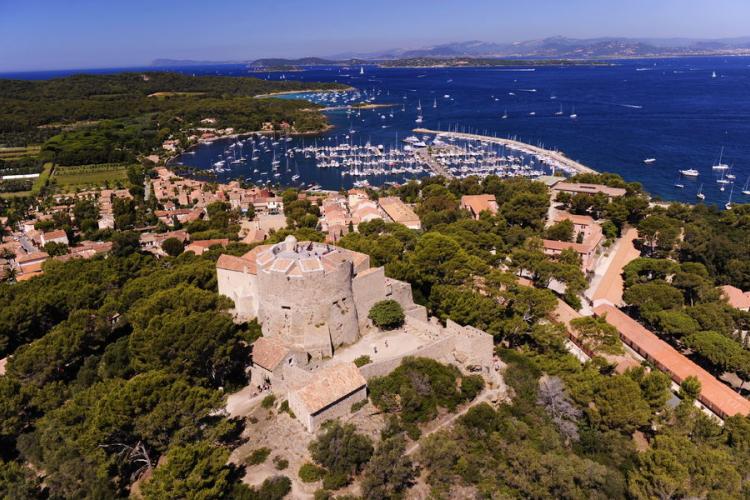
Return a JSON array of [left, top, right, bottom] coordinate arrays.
[[2, 0, 749, 71]]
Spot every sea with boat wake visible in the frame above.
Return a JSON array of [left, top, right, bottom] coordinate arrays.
[[148, 56, 749, 204]]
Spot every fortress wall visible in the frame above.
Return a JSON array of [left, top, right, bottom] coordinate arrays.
[[257, 261, 359, 355], [217, 268, 259, 319], [352, 267, 387, 327], [385, 278, 416, 310], [447, 320, 495, 376], [358, 336, 457, 380]]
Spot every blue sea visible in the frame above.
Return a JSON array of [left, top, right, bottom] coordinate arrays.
[[5, 57, 750, 204]]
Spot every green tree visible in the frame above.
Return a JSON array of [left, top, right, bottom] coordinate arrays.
[[142, 441, 233, 500], [570, 316, 623, 355], [161, 237, 184, 257], [361, 436, 415, 500], [309, 421, 373, 477], [368, 300, 405, 330], [544, 219, 575, 242]]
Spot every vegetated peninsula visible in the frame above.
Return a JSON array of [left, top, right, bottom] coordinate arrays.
[[378, 57, 612, 68], [0, 72, 347, 156]]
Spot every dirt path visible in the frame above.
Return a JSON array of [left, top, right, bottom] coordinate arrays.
[[405, 389, 494, 456]]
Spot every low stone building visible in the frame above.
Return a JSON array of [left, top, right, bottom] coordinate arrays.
[[288, 362, 367, 432]]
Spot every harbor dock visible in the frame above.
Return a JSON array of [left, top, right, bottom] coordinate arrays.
[[414, 128, 598, 176]]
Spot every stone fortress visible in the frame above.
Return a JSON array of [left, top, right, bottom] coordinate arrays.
[[217, 236, 502, 432]]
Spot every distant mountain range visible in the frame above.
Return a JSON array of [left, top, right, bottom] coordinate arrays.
[[152, 36, 750, 67]]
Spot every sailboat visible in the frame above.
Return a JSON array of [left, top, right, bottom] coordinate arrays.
[[360, 66, 365, 75], [712, 71, 717, 79], [502, 109, 508, 119], [696, 184, 705, 200], [725, 184, 734, 210], [433, 98, 437, 109], [555, 104, 563, 116], [674, 176, 685, 189], [570, 106, 578, 119], [742, 176, 750, 196], [415, 100, 423, 123], [643, 158, 656, 164], [712, 147, 729, 170]]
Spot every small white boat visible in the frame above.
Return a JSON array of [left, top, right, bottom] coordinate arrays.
[[555, 105, 563, 116], [742, 176, 750, 196], [697, 184, 705, 200], [712, 71, 717, 78], [680, 169, 699, 177], [712, 147, 729, 170], [643, 158, 656, 164], [570, 106, 578, 119]]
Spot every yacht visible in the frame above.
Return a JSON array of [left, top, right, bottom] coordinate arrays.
[[643, 158, 656, 164], [529, 111, 536, 116], [679, 168, 699, 177]]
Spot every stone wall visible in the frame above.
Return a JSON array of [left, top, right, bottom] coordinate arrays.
[[217, 268, 259, 319], [358, 335, 456, 380], [352, 267, 386, 329], [257, 260, 359, 357]]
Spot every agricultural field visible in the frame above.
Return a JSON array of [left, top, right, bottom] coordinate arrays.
[[51, 162, 132, 190], [0, 145, 42, 161]]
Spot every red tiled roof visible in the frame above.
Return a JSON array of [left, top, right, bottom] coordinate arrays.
[[252, 337, 290, 371], [461, 194, 498, 216], [594, 304, 750, 418], [720, 285, 750, 310], [291, 363, 366, 415]]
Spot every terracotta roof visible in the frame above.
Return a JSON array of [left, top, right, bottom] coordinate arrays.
[[216, 254, 252, 273], [461, 194, 498, 216], [252, 337, 291, 371], [43, 229, 68, 240], [554, 212, 595, 226], [594, 304, 750, 418], [378, 197, 421, 227], [542, 239, 593, 253], [720, 285, 750, 310], [291, 363, 366, 415], [16, 251, 49, 265], [187, 239, 229, 249]]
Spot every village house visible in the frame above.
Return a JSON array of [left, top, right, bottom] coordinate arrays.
[[378, 196, 421, 230], [185, 238, 229, 256], [542, 211, 604, 273], [40, 229, 69, 247], [460, 194, 499, 220], [720, 285, 750, 312]]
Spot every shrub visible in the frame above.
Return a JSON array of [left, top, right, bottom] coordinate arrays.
[[246, 447, 271, 466], [323, 471, 351, 490], [354, 355, 372, 367], [162, 237, 184, 257], [299, 462, 325, 483], [261, 394, 276, 409], [368, 300, 405, 330], [273, 455, 289, 470], [254, 476, 291, 500], [309, 421, 373, 476], [278, 400, 295, 418]]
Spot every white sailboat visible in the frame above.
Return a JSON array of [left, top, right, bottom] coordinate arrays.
[[643, 158, 656, 164], [712, 147, 729, 170], [725, 184, 734, 210], [742, 176, 750, 196], [360, 66, 365, 75], [433, 98, 437, 109], [555, 105, 563, 116], [502, 109, 508, 119], [570, 106, 578, 119], [696, 184, 705, 200], [712, 71, 717, 78]]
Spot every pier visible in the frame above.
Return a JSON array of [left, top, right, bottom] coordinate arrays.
[[414, 147, 454, 179], [414, 128, 598, 176]]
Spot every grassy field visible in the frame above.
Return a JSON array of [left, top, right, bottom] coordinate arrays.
[[51, 163, 131, 190], [0, 145, 42, 161]]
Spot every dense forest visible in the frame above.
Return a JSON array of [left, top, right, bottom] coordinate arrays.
[[2, 172, 750, 498], [0, 72, 347, 164]]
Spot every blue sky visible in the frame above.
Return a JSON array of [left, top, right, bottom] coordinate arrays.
[[1, 0, 748, 71]]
